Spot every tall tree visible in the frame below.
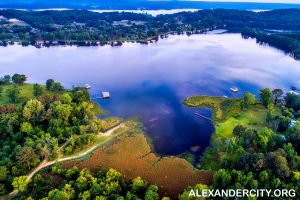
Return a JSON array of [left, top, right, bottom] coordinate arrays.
[[16, 146, 39, 169], [144, 185, 160, 200], [266, 152, 291, 179], [6, 85, 20, 103], [3, 75, 10, 84], [272, 89, 283, 104], [22, 99, 44, 123], [52, 82, 64, 91], [46, 79, 54, 90], [212, 169, 232, 188], [12, 176, 30, 192], [241, 92, 256, 110], [12, 74, 27, 85], [33, 83, 43, 96], [260, 88, 274, 108], [266, 104, 275, 129], [131, 177, 147, 195], [284, 93, 300, 111], [0, 166, 8, 182]]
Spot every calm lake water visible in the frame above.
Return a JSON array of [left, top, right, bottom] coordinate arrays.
[[0, 33, 299, 158]]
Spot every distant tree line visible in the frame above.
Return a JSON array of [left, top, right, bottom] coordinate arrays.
[[0, 9, 300, 49], [0, 74, 27, 85], [242, 28, 300, 60]]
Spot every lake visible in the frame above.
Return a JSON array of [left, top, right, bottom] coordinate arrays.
[[0, 33, 299, 159]]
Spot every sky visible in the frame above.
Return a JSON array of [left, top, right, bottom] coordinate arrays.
[[186, 0, 300, 3]]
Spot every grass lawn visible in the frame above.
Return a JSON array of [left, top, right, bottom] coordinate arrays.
[[0, 83, 63, 105], [213, 103, 280, 140], [183, 96, 240, 120], [184, 95, 280, 131], [0, 83, 38, 105], [0, 84, 105, 116]]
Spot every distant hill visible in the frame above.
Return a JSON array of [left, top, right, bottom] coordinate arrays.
[[1, 0, 300, 10]]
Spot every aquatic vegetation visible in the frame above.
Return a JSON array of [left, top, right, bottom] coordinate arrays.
[[62, 134, 214, 197]]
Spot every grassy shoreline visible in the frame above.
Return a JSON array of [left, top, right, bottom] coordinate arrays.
[[183, 95, 241, 121], [183, 95, 280, 169]]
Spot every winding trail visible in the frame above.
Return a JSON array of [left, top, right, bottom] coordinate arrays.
[[1, 123, 126, 200]]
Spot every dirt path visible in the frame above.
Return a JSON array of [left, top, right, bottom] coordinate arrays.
[[2, 123, 125, 200]]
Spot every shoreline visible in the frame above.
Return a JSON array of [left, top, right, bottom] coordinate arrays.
[[0, 29, 220, 48], [0, 122, 213, 199]]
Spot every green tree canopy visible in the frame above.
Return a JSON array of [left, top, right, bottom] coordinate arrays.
[[6, 85, 20, 103], [12, 176, 30, 192], [131, 177, 147, 195], [0, 166, 8, 182], [46, 79, 54, 90], [241, 92, 256, 110], [16, 146, 39, 169], [213, 169, 232, 188], [12, 74, 27, 85], [272, 89, 283, 104], [260, 88, 274, 108], [23, 99, 45, 123], [144, 185, 159, 200], [33, 83, 43, 96]]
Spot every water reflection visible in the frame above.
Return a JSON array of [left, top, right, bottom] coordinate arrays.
[[0, 33, 299, 157]]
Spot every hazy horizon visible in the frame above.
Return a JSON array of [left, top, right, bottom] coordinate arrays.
[[1, 0, 300, 10]]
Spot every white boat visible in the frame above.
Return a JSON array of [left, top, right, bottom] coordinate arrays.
[[230, 87, 238, 93], [84, 84, 91, 89]]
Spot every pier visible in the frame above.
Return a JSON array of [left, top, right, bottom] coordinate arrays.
[[194, 112, 213, 122]]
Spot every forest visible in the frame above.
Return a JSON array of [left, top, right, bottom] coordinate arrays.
[[0, 74, 107, 195], [13, 167, 167, 200], [242, 28, 300, 60]]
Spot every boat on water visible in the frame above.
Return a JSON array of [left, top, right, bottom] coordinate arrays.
[[230, 87, 239, 93], [84, 84, 91, 89]]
